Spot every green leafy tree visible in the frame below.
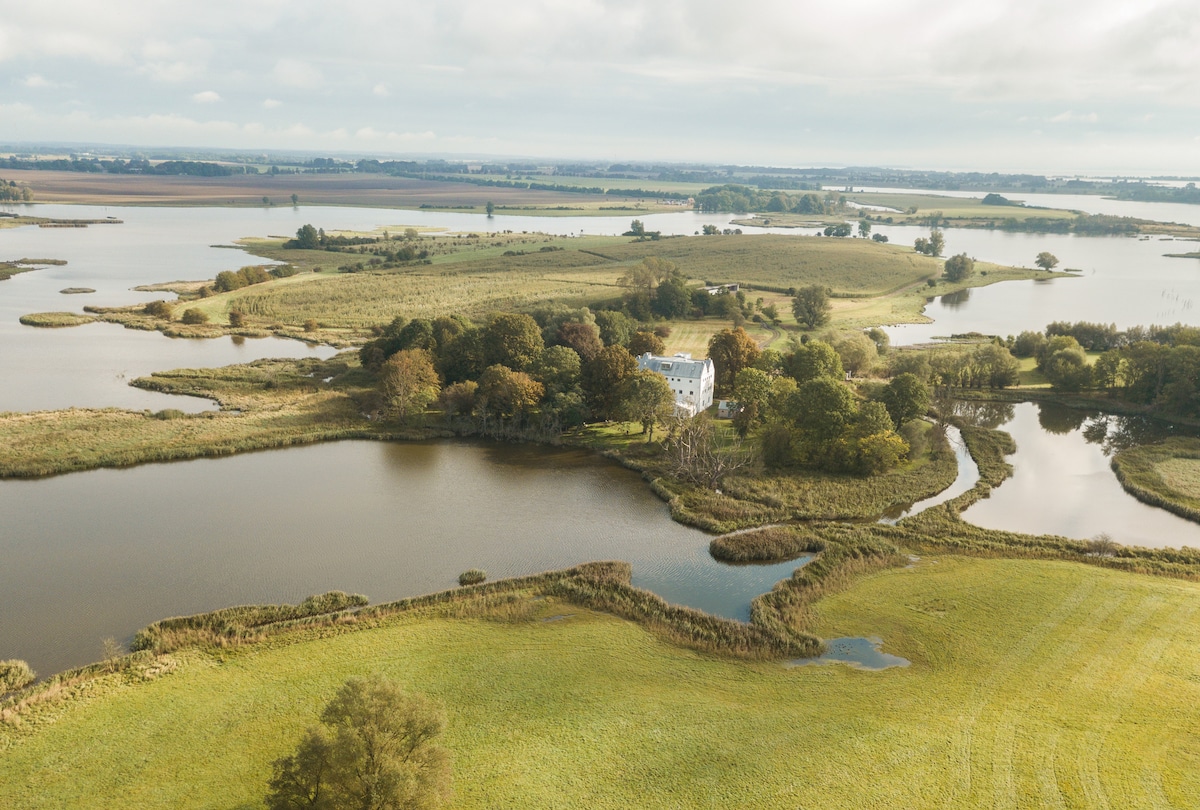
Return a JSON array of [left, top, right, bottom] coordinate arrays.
[[583, 345, 637, 420], [532, 345, 582, 396], [652, 273, 692, 318], [880, 373, 930, 428], [943, 253, 975, 282], [707, 327, 762, 396], [1035, 251, 1060, 271], [594, 310, 635, 347], [618, 370, 675, 441], [485, 201, 495, 217], [833, 332, 878, 377], [858, 220, 872, 239], [265, 674, 451, 810], [791, 284, 831, 330], [483, 313, 544, 371], [294, 224, 320, 250], [785, 340, 844, 384]]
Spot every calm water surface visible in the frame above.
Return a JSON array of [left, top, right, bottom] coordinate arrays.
[[0, 439, 809, 677], [961, 401, 1200, 548]]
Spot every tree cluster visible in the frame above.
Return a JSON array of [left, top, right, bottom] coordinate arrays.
[[693, 184, 845, 215], [913, 229, 945, 257]]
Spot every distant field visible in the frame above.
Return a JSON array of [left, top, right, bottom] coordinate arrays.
[[0, 169, 662, 211], [598, 234, 944, 295], [2, 557, 1197, 808], [848, 192, 1079, 220]]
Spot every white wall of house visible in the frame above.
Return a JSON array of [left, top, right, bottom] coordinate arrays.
[[636, 352, 715, 416]]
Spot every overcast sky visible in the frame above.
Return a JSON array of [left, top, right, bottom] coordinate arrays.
[[3, 0, 1199, 175]]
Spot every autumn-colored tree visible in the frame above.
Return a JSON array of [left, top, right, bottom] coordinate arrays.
[[475, 365, 544, 420], [381, 349, 441, 420], [483, 312, 544, 371], [555, 321, 603, 363], [707, 327, 762, 396], [627, 330, 666, 357]]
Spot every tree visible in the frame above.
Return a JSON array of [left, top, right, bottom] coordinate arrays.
[[582, 345, 637, 419], [483, 313, 544, 371], [943, 253, 975, 282], [929, 229, 945, 257], [531, 345, 582, 396], [628, 219, 645, 237], [486, 201, 495, 217], [627, 330, 666, 357], [555, 321, 602, 363], [475, 365, 544, 420], [665, 413, 750, 489], [707, 327, 761, 396], [791, 284, 831, 330], [858, 220, 872, 239], [618, 370, 675, 441], [786, 340, 844, 384], [1035, 251, 1060, 271], [880, 373, 930, 428], [295, 224, 320, 250], [594, 310, 635, 347], [381, 350, 441, 420], [652, 273, 692, 318], [833, 332, 877, 376], [266, 674, 451, 810], [291, 193, 299, 206], [181, 308, 209, 324], [914, 229, 944, 256]]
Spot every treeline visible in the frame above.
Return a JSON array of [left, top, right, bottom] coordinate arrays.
[[1112, 183, 1200, 205], [1012, 320, 1200, 418], [284, 224, 430, 270], [0, 179, 32, 201], [386, 170, 692, 200], [995, 213, 1145, 235], [0, 157, 250, 176], [694, 184, 845, 215]]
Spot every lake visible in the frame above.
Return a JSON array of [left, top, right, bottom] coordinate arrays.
[[0, 439, 813, 678], [6, 197, 1200, 678]]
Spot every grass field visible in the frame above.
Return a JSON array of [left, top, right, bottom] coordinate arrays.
[[2, 556, 1197, 808], [82, 232, 1046, 347], [1112, 437, 1200, 524], [846, 192, 1080, 223]]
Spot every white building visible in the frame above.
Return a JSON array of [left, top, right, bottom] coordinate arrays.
[[636, 352, 715, 417]]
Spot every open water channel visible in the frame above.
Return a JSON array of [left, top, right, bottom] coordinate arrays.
[[3, 197, 1200, 676]]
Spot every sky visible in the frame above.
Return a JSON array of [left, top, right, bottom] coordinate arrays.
[[3, 0, 1200, 175]]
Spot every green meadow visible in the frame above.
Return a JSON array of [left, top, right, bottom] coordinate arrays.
[[2, 557, 1197, 809]]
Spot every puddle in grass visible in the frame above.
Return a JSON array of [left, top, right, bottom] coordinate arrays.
[[788, 636, 911, 670]]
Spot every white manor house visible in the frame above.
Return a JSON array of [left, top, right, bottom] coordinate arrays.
[[636, 352, 715, 417]]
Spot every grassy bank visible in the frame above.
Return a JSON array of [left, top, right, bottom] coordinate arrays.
[[1112, 437, 1200, 524], [3, 555, 1198, 808], [0, 356, 428, 478], [18, 311, 96, 328]]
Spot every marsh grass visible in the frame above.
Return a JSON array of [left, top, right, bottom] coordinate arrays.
[[17, 311, 96, 328], [1112, 437, 1200, 524], [709, 525, 826, 563]]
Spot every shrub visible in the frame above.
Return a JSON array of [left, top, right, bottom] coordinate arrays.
[[458, 569, 488, 586], [143, 300, 173, 318], [0, 659, 36, 693], [303, 318, 319, 332], [228, 310, 247, 327], [181, 308, 209, 325]]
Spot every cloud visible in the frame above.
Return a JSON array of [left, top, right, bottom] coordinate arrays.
[[192, 90, 222, 104], [272, 58, 322, 88], [262, 98, 282, 109], [21, 74, 57, 89], [1050, 111, 1100, 124], [372, 83, 389, 97]]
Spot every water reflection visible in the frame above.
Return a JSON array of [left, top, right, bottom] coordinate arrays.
[[960, 402, 1200, 548], [0, 439, 807, 677], [939, 288, 971, 310]]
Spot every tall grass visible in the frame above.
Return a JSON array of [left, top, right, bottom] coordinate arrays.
[[1111, 438, 1200, 524]]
